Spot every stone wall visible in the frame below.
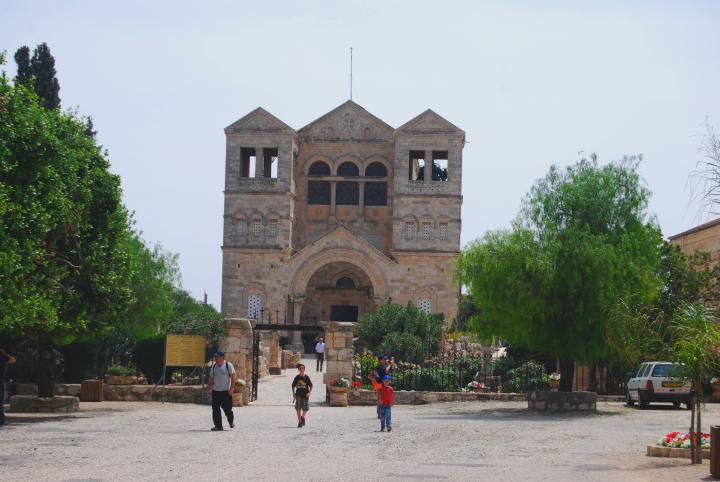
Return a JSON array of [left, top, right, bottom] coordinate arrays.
[[321, 321, 355, 385], [218, 318, 255, 401], [349, 389, 526, 405], [527, 391, 597, 412]]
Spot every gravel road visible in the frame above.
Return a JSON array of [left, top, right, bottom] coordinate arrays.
[[0, 359, 714, 481]]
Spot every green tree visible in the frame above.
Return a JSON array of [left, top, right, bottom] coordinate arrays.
[[605, 243, 718, 367], [457, 155, 663, 391], [0, 63, 130, 396], [13, 46, 31, 85], [356, 303, 445, 363], [13, 43, 60, 110], [669, 304, 720, 464], [29, 43, 60, 110]]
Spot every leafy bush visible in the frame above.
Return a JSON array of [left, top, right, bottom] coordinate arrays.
[[501, 361, 551, 393], [106, 365, 134, 376], [132, 336, 165, 384], [357, 303, 444, 363]]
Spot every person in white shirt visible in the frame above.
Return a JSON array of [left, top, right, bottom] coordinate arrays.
[[314, 338, 325, 372], [205, 351, 237, 431]]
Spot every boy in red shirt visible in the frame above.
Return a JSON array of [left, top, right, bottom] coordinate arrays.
[[377, 374, 394, 432]]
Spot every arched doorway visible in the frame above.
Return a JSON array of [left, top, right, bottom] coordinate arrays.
[[299, 261, 375, 323]]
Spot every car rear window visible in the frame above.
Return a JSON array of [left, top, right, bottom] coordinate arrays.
[[641, 364, 652, 377], [651, 364, 682, 377]]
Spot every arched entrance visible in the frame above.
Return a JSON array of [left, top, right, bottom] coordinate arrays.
[[299, 261, 375, 323]]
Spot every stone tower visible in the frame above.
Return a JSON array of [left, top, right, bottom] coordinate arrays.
[[221, 101, 464, 349]]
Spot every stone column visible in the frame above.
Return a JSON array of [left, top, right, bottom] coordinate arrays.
[[220, 318, 255, 403], [268, 332, 281, 375], [425, 150, 433, 183], [357, 180, 365, 220], [329, 180, 337, 223], [320, 321, 356, 385], [255, 148, 264, 178], [287, 297, 305, 354]]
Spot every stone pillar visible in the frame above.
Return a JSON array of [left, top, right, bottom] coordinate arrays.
[[320, 321, 356, 385], [330, 181, 337, 222], [255, 148, 264, 178], [425, 150, 433, 183], [287, 298, 305, 354], [357, 180, 365, 220], [220, 318, 255, 403], [268, 332, 281, 375]]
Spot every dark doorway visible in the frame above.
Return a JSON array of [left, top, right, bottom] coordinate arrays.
[[330, 305, 358, 322]]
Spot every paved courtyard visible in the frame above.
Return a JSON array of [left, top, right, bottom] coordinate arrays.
[[0, 360, 716, 481]]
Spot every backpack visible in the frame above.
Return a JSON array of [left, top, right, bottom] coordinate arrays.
[[211, 361, 234, 388]]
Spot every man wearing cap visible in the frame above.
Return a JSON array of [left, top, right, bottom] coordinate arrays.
[[206, 351, 237, 431]]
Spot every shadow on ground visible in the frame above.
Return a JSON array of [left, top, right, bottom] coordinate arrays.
[[418, 407, 625, 422]]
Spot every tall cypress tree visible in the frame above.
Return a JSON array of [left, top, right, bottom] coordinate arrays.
[[13, 46, 32, 85], [30, 43, 61, 110]]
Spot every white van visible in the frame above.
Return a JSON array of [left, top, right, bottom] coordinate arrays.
[[625, 361, 692, 409]]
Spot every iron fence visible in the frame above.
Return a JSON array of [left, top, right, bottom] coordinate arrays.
[[353, 344, 625, 394]]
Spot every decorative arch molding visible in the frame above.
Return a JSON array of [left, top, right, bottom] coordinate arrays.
[[333, 155, 362, 176], [290, 247, 391, 299], [247, 209, 266, 224], [233, 210, 248, 221], [266, 210, 282, 221], [362, 155, 392, 176], [330, 270, 361, 288], [418, 213, 436, 226], [303, 155, 334, 176], [402, 214, 420, 224]]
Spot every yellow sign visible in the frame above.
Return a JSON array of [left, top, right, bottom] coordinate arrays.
[[165, 335, 206, 367]]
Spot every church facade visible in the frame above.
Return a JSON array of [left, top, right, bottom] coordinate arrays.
[[221, 101, 464, 338]]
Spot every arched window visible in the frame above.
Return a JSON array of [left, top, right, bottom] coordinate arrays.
[[336, 181, 359, 205], [337, 162, 359, 176], [364, 182, 387, 206], [308, 161, 331, 176], [308, 181, 331, 205], [365, 162, 387, 177], [335, 277, 356, 289]]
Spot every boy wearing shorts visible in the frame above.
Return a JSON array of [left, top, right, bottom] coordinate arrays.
[[291, 363, 313, 427]]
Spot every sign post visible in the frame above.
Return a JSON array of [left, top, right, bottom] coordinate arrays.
[[160, 335, 206, 403]]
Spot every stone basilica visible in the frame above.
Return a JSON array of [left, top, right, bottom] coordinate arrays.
[[221, 100, 464, 342]]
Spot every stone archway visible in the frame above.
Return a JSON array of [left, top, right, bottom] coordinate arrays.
[[290, 247, 391, 304]]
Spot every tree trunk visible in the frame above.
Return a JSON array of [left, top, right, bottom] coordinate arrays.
[[559, 358, 574, 392], [588, 363, 598, 392], [37, 336, 56, 398], [695, 397, 703, 464], [690, 394, 698, 464]]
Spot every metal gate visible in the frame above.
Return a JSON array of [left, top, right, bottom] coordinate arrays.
[[251, 330, 260, 402]]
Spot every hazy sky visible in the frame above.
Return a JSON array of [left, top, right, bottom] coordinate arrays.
[[3, 1, 720, 309]]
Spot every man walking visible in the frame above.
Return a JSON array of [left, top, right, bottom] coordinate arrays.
[[291, 364, 312, 427], [0, 348, 17, 427], [315, 337, 325, 372], [205, 351, 236, 431]]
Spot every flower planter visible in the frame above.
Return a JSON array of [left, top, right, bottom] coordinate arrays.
[[328, 386, 350, 407], [711, 384, 720, 402], [232, 392, 244, 407], [105, 375, 136, 385], [647, 445, 710, 459]]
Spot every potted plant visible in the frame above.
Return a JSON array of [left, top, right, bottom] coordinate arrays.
[[710, 377, 720, 402], [549, 372, 561, 390], [232, 379, 246, 407], [105, 365, 136, 385], [328, 377, 351, 407]]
